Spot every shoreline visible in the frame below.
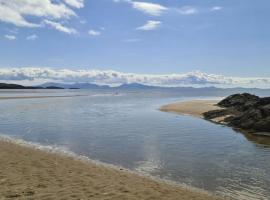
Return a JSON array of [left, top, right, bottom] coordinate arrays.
[[160, 100, 231, 126], [160, 100, 221, 119], [160, 99, 270, 138], [0, 136, 220, 200]]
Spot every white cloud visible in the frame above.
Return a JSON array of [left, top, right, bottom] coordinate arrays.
[[26, 34, 38, 40], [4, 35, 16, 40], [88, 30, 101, 36], [0, 5, 40, 28], [0, 0, 82, 33], [43, 20, 77, 34], [131, 1, 167, 16], [211, 6, 223, 11], [114, 1, 203, 17], [114, 0, 167, 16], [177, 6, 198, 15], [137, 20, 161, 31], [64, 0, 84, 8], [0, 67, 269, 88]]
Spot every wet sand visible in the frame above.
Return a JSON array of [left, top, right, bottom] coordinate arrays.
[[160, 100, 221, 118], [0, 139, 221, 200]]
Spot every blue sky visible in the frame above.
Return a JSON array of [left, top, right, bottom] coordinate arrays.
[[0, 0, 270, 79]]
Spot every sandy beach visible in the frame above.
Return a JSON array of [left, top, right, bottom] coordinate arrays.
[[160, 100, 220, 118], [0, 139, 220, 200]]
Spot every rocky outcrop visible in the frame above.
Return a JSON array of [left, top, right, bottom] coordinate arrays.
[[203, 93, 270, 136]]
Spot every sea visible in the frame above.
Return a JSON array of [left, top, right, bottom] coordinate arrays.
[[0, 89, 270, 200]]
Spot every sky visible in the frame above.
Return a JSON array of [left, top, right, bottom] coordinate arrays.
[[0, 0, 270, 87]]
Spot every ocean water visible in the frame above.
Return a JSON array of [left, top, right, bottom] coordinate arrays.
[[0, 89, 270, 200]]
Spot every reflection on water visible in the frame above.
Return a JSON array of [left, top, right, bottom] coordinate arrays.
[[0, 89, 270, 200], [243, 132, 270, 147]]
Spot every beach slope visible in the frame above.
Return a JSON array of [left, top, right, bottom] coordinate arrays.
[[0, 140, 220, 200], [160, 100, 220, 118]]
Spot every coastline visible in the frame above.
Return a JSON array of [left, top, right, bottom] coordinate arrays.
[[160, 100, 233, 125], [0, 136, 220, 200], [160, 100, 221, 118], [160, 99, 270, 140]]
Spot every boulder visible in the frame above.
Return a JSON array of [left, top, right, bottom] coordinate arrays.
[[261, 104, 270, 116], [204, 93, 270, 135], [253, 117, 270, 132], [203, 109, 230, 120], [218, 93, 260, 111]]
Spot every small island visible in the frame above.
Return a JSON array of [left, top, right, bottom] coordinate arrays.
[[0, 83, 63, 89], [161, 93, 270, 137]]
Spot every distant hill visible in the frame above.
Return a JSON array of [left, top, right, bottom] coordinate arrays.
[[0, 83, 63, 89], [117, 83, 157, 89], [38, 82, 157, 89], [71, 83, 110, 89], [38, 82, 110, 89], [1, 82, 270, 97], [45, 86, 64, 89], [0, 83, 42, 89], [37, 82, 70, 89], [36, 82, 270, 96]]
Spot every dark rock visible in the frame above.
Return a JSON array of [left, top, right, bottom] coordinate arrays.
[[218, 93, 260, 111], [204, 93, 270, 136], [257, 97, 270, 106], [261, 104, 270, 116], [203, 109, 230, 119], [253, 117, 270, 132]]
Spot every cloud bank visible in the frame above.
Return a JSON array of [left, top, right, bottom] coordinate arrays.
[[0, 68, 269, 88]]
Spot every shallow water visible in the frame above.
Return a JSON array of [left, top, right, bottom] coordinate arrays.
[[0, 89, 270, 200]]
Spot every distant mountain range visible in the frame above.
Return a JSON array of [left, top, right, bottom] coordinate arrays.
[[38, 82, 110, 89], [1, 82, 270, 97], [0, 82, 156, 90], [38, 82, 161, 89]]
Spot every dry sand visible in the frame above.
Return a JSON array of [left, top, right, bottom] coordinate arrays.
[[0, 139, 221, 200], [160, 100, 221, 118]]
